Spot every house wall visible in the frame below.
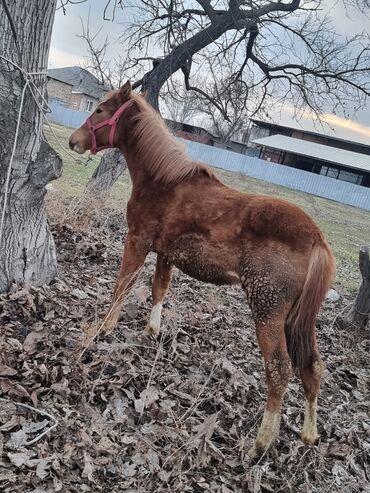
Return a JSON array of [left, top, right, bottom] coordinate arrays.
[[47, 79, 72, 105], [175, 130, 211, 145], [70, 93, 83, 110], [282, 152, 295, 166], [291, 130, 324, 145], [70, 93, 99, 112], [248, 125, 271, 146], [227, 141, 245, 154], [261, 148, 284, 163]]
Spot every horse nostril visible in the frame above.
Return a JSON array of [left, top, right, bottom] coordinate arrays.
[[69, 139, 75, 150]]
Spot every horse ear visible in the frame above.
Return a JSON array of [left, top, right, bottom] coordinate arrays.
[[119, 81, 132, 100]]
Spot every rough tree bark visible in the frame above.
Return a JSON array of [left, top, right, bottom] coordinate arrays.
[[348, 246, 370, 329], [0, 0, 62, 293], [85, 149, 127, 195]]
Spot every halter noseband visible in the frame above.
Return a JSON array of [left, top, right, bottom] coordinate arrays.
[[85, 99, 133, 155]]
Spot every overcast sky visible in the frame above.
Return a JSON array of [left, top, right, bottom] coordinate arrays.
[[49, 0, 370, 144]]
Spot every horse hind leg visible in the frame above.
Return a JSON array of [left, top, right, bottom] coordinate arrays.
[[248, 306, 293, 458], [300, 350, 325, 445], [241, 265, 294, 457], [145, 254, 173, 337]]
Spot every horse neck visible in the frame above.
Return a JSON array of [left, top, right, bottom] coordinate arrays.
[[122, 150, 150, 191], [114, 99, 203, 190], [115, 118, 148, 189]]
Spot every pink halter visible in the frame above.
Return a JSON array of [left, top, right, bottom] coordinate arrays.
[[85, 100, 133, 155]]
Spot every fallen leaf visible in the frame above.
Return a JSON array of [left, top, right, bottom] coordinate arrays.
[[8, 449, 36, 467], [23, 330, 46, 353], [134, 386, 159, 413], [121, 462, 137, 478], [0, 364, 17, 377], [0, 400, 16, 423], [7, 429, 28, 450], [82, 452, 94, 482], [22, 419, 49, 434], [36, 459, 50, 479], [134, 285, 149, 304], [0, 415, 19, 431], [71, 288, 89, 300]]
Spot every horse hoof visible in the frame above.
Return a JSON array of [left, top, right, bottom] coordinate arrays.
[[99, 322, 115, 335], [144, 324, 160, 337], [247, 446, 258, 459], [247, 442, 265, 459], [301, 433, 319, 446]]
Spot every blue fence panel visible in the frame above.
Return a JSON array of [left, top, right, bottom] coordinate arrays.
[[46, 101, 370, 211], [183, 139, 370, 211], [48, 101, 87, 128]]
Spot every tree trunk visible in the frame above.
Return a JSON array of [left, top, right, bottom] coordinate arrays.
[[0, 0, 62, 293], [85, 149, 127, 195], [348, 246, 370, 329]]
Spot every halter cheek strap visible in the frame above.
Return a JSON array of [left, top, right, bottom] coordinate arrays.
[[85, 99, 133, 155]]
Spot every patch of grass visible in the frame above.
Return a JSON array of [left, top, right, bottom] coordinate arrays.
[[45, 123, 132, 202], [44, 122, 370, 294]]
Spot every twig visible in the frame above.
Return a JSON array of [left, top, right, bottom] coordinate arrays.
[[329, 301, 351, 331], [0, 397, 58, 446], [179, 361, 217, 422], [140, 325, 168, 419]]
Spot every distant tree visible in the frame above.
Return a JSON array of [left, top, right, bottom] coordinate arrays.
[[190, 60, 253, 141], [85, 149, 127, 196], [78, 19, 129, 90], [161, 80, 201, 124]]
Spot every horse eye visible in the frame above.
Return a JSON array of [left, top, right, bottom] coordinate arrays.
[[96, 108, 102, 114]]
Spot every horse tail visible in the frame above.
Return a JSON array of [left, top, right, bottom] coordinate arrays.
[[285, 241, 335, 369]]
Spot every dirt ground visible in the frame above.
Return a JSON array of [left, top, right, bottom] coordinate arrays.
[[0, 191, 369, 493]]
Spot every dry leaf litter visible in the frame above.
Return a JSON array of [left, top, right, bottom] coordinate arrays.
[[0, 206, 369, 493]]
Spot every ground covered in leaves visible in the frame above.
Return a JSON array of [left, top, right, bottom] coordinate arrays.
[[0, 204, 369, 493]]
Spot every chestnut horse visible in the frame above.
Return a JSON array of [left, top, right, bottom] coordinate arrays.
[[69, 82, 335, 458]]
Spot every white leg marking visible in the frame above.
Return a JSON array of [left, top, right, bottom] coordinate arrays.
[[248, 409, 281, 458], [145, 303, 163, 336], [301, 398, 319, 445]]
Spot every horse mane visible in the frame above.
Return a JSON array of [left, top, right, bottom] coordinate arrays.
[[128, 93, 215, 184]]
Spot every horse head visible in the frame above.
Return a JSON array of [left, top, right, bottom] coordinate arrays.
[[69, 81, 132, 155]]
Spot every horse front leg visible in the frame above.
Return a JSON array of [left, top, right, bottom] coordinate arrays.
[[145, 254, 173, 337], [100, 232, 149, 334]]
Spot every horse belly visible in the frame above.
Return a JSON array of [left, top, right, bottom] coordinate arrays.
[[165, 238, 239, 285]]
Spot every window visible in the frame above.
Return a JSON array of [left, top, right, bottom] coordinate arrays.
[[85, 100, 94, 112], [338, 170, 363, 185], [320, 165, 363, 185], [320, 166, 339, 179]]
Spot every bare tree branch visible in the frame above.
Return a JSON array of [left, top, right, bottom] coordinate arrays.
[[73, 0, 370, 126]]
